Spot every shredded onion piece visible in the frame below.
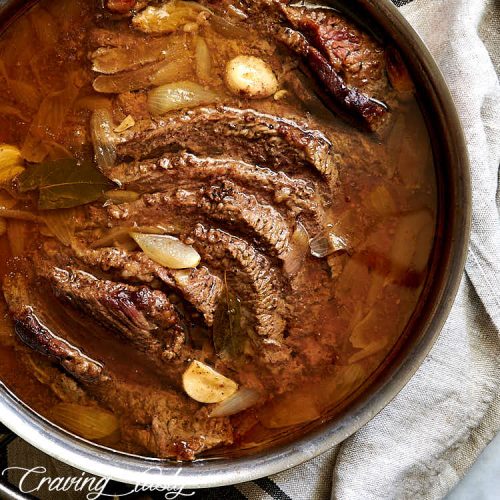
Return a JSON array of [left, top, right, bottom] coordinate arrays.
[[113, 115, 135, 133], [309, 229, 348, 258], [149, 58, 192, 87], [195, 36, 212, 82], [90, 109, 116, 172], [147, 80, 220, 115], [210, 387, 261, 417], [91, 37, 172, 75], [210, 14, 251, 39], [50, 403, 119, 440], [130, 232, 200, 269], [0, 103, 30, 122], [103, 189, 140, 205], [0, 208, 44, 223], [42, 208, 76, 246], [283, 221, 309, 276]]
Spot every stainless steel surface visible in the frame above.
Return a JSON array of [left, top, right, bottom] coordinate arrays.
[[0, 0, 471, 489]]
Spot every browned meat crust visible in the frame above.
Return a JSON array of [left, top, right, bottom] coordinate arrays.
[[186, 224, 288, 361], [3, 270, 107, 384], [97, 182, 291, 257], [37, 263, 185, 361], [3, 262, 233, 460], [108, 153, 327, 233], [117, 106, 338, 184], [69, 243, 223, 326]]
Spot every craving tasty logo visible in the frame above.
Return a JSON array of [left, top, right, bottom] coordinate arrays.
[[2, 466, 195, 499]]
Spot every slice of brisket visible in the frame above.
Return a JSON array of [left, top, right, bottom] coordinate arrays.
[[117, 106, 338, 184], [37, 263, 185, 361], [3, 263, 233, 460], [108, 153, 328, 233], [186, 224, 288, 362], [67, 242, 223, 326]]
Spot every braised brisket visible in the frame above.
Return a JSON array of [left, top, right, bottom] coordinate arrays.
[[117, 106, 338, 183]]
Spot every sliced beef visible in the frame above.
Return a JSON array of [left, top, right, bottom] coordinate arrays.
[[115, 92, 149, 120], [3, 263, 233, 460], [104, 0, 149, 16], [202, 0, 390, 131], [193, 180, 291, 257], [281, 5, 390, 99], [87, 179, 293, 258], [277, 27, 388, 133], [3, 269, 107, 384], [89, 28, 148, 48], [37, 263, 185, 361], [117, 106, 338, 184], [66, 243, 222, 326], [99, 382, 233, 460], [108, 153, 327, 230], [186, 224, 288, 361]]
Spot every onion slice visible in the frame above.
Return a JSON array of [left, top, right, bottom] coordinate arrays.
[[50, 403, 119, 440], [182, 360, 238, 404], [130, 232, 200, 269], [309, 229, 348, 258], [283, 221, 309, 276], [210, 387, 261, 417], [147, 81, 220, 115], [90, 109, 116, 172], [195, 37, 212, 82]]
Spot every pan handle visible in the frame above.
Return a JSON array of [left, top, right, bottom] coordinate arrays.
[[0, 424, 35, 499]]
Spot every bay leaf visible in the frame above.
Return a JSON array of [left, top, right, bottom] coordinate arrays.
[[18, 158, 112, 209], [213, 289, 245, 357]]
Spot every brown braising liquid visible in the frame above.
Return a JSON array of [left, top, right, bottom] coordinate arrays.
[[0, 0, 436, 458]]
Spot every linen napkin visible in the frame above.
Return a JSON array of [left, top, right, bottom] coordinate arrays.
[[3, 0, 500, 499]]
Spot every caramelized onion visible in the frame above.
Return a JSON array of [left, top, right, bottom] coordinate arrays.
[[90, 109, 116, 172], [94, 44, 192, 94], [103, 189, 139, 204], [183, 360, 238, 404], [130, 232, 201, 269], [0, 144, 24, 183], [41, 208, 76, 246], [149, 58, 192, 87], [92, 39, 170, 75], [283, 221, 309, 276], [309, 229, 348, 258], [147, 80, 220, 115], [0, 209, 43, 223], [195, 36, 212, 82], [132, 1, 208, 34], [0, 103, 29, 122], [50, 403, 119, 440], [210, 14, 251, 39], [210, 387, 261, 417]]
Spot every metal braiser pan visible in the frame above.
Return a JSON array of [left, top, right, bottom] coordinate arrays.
[[0, 0, 470, 493]]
